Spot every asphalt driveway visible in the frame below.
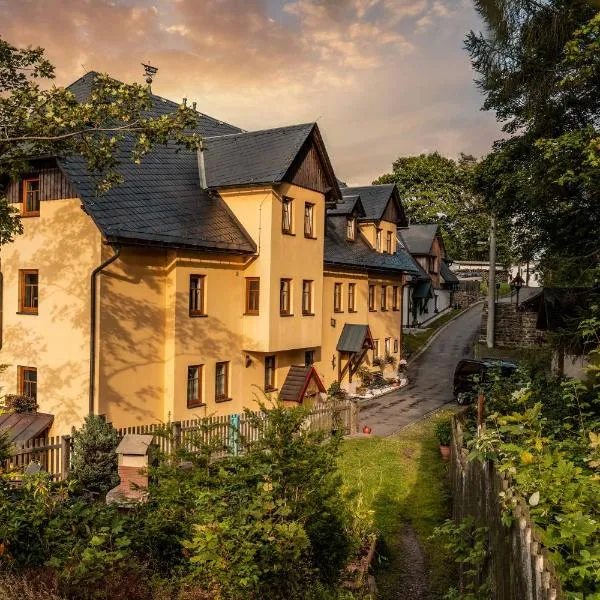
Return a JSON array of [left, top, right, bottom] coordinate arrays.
[[359, 304, 483, 436]]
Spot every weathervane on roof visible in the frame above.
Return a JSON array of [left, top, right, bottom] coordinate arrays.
[[141, 62, 158, 87]]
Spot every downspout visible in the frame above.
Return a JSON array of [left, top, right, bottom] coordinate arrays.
[[89, 246, 121, 415]]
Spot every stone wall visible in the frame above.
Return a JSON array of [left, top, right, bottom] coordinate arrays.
[[454, 281, 482, 309], [479, 302, 543, 347], [451, 416, 562, 600]]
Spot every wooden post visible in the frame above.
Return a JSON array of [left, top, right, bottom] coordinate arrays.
[[172, 421, 182, 451], [477, 393, 485, 435], [60, 435, 71, 479], [350, 402, 359, 434]]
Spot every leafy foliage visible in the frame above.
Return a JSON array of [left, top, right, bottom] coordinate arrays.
[[0, 36, 201, 247], [2, 393, 38, 413], [374, 152, 512, 263], [464, 364, 600, 597], [434, 420, 452, 447], [0, 404, 369, 599], [0, 430, 12, 465], [69, 415, 119, 496], [466, 2, 600, 283]]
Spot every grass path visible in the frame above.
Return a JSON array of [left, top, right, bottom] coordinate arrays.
[[339, 411, 457, 599], [403, 310, 462, 358]]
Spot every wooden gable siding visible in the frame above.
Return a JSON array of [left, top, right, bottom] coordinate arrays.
[[5, 161, 76, 203], [381, 197, 400, 224], [286, 141, 330, 194]]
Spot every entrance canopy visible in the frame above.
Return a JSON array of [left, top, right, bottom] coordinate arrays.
[[336, 324, 374, 353], [280, 366, 326, 403], [0, 412, 54, 444], [413, 280, 433, 300]]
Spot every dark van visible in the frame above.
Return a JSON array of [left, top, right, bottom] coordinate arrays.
[[453, 359, 518, 405]]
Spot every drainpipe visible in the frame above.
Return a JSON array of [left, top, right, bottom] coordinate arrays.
[[89, 246, 121, 415]]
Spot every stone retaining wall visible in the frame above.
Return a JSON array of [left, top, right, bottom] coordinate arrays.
[[479, 303, 543, 347], [450, 416, 562, 600]]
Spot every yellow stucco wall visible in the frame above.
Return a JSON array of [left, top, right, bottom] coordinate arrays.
[[358, 221, 397, 254], [317, 269, 403, 393], [0, 199, 101, 435]]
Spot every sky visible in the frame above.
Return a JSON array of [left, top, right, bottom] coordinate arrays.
[[1, 0, 502, 185]]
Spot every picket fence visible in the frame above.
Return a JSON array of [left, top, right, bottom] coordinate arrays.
[[4, 400, 359, 479]]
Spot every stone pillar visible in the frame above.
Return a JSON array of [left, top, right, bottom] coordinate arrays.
[[106, 434, 154, 506]]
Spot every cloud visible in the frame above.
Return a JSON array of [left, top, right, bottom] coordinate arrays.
[[1, 0, 501, 185]]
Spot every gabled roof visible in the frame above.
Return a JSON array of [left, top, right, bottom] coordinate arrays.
[[324, 215, 420, 275], [327, 194, 366, 217], [203, 123, 342, 200], [337, 324, 374, 353], [440, 260, 459, 285], [61, 72, 256, 254], [341, 184, 407, 225], [0, 412, 54, 444], [280, 366, 325, 403], [398, 224, 441, 256]]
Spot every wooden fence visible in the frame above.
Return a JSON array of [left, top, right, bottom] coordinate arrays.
[[451, 415, 562, 600], [4, 400, 359, 479]]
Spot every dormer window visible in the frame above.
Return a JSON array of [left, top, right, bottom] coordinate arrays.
[[346, 217, 356, 240], [22, 177, 40, 217], [376, 228, 382, 252]]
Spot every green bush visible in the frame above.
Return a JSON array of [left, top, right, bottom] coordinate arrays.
[[69, 415, 119, 495], [3, 394, 38, 413], [0, 430, 12, 464], [434, 420, 452, 446]]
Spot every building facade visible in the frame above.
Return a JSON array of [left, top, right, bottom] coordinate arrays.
[[0, 73, 418, 437]]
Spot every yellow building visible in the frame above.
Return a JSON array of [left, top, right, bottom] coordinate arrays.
[[0, 72, 419, 438]]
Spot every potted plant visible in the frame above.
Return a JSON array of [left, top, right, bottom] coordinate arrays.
[[434, 419, 452, 460]]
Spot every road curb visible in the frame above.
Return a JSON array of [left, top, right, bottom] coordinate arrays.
[[384, 401, 455, 437], [407, 300, 485, 366]]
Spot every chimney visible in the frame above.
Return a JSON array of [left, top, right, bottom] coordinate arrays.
[[197, 140, 207, 189]]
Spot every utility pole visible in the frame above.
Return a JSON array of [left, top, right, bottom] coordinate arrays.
[[486, 214, 497, 348]]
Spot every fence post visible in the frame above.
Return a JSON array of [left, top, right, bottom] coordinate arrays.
[[229, 414, 240, 456], [61, 435, 71, 479], [172, 421, 182, 451], [351, 401, 360, 434]]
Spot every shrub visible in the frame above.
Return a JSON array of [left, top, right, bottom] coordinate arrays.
[[356, 367, 374, 388], [0, 430, 12, 464], [327, 381, 347, 402], [434, 420, 452, 447], [3, 394, 38, 413], [69, 415, 119, 495]]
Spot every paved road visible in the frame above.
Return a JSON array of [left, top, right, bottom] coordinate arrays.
[[359, 304, 483, 436]]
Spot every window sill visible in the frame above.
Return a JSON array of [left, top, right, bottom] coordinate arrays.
[[333, 309, 344, 314], [215, 396, 232, 403], [381, 309, 388, 312], [282, 231, 295, 236], [369, 309, 377, 312], [304, 235, 317, 240], [392, 308, 400, 312], [348, 309, 357, 313], [302, 312, 315, 316], [187, 402, 206, 409], [20, 213, 40, 218], [16, 311, 38, 316], [280, 313, 294, 317], [244, 312, 260, 316], [189, 313, 208, 318], [264, 387, 278, 393]]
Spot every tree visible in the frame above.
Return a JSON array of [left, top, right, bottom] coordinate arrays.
[[0, 37, 200, 245], [374, 152, 512, 263], [69, 415, 119, 495], [466, 1, 600, 284]]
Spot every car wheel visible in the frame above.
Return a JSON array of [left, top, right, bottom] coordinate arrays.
[[456, 392, 471, 405]]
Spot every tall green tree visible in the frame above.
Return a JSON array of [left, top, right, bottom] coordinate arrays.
[[466, 1, 600, 284], [0, 37, 200, 245], [374, 152, 512, 264]]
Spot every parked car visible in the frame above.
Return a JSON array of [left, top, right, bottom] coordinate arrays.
[[453, 359, 518, 405]]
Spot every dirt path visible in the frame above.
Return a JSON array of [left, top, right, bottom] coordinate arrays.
[[396, 523, 430, 600]]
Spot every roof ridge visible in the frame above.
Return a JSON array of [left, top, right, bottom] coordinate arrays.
[[204, 122, 315, 141]]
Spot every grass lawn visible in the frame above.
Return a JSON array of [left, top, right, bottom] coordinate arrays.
[[403, 309, 463, 358], [339, 410, 457, 599]]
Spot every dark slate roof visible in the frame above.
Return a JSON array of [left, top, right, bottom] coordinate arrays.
[[341, 184, 396, 221], [60, 72, 256, 253], [413, 280, 433, 299], [203, 123, 315, 188], [279, 366, 325, 402], [398, 224, 439, 255], [440, 260, 459, 284], [327, 195, 365, 217], [336, 324, 373, 353], [0, 412, 54, 444], [324, 216, 420, 275]]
